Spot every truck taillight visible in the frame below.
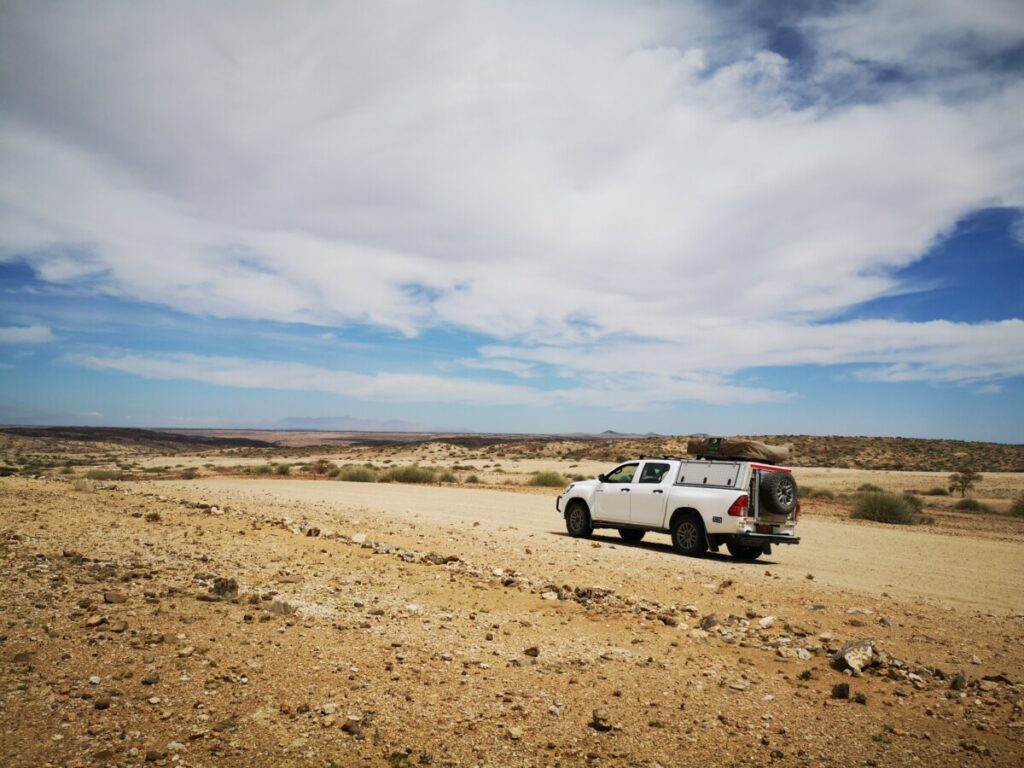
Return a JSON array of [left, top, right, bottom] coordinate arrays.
[[727, 495, 748, 517]]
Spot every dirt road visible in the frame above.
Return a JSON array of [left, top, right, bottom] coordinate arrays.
[[3, 476, 1023, 768], [155, 477, 1024, 613]]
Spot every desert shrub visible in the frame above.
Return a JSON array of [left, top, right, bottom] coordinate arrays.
[[336, 464, 378, 482], [464, 474, 480, 484], [250, 464, 274, 475], [857, 483, 884, 493], [0, 466, 17, 477], [901, 493, 923, 513], [528, 471, 567, 487], [275, 463, 291, 476], [85, 469, 125, 481], [439, 471, 458, 483], [309, 458, 334, 475], [180, 467, 199, 480], [379, 465, 437, 484], [60, 465, 74, 475], [72, 478, 95, 493], [920, 487, 949, 496], [572, 474, 587, 482], [802, 486, 835, 499], [851, 492, 920, 525], [953, 498, 993, 514], [1010, 496, 1024, 518], [326, 467, 341, 478]]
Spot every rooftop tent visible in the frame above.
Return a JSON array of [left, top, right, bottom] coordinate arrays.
[[686, 437, 790, 464]]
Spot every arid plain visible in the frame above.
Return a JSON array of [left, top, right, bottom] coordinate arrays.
[[1, 429, 1023, 767]]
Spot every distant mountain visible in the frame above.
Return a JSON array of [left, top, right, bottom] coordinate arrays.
[[263, 416, 446, 433]]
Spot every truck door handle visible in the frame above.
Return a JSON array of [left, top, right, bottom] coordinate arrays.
[[620, 488, 630, 492], [653, 489, 663, 494]]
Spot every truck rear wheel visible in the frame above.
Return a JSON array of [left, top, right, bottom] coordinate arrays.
[[670, 513, 707, 557], [565, 502, 593, 538], [726, 542, 763, 561], [618, 529, 645, 543]]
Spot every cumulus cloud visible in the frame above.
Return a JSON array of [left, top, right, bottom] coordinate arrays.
[[1, 1, 1022, 405], [0, 325, 57, 343]]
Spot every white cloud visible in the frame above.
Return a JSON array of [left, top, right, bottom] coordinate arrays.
[[1, 2, 1022, 405], [0, 324, 57, 343], [67, 350, 793, 408]]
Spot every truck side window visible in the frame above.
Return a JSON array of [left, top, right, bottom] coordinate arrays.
[[639, 462, 670, 483], [603, 464, 638, 483]]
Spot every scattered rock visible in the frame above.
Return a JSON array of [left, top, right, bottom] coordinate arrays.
[[524, 646, 540, 658], [833, 639, 875, 674], [832, 683, 850, 700], [590, 709, 613, 732], [211, 577, 239, 597], [102, 591, 127, 604]]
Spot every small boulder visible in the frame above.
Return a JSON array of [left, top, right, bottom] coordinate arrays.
[[833, 639, 875, 674]]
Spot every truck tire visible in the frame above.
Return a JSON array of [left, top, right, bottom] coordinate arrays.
[[618, 529, 645, 543], [565, 501, 593, 538], [726, 542, 763, 561], [670, 513, 707, 557], [760, 472, 797, 515]]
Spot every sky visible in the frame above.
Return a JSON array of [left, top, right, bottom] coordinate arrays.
[[1, 0, 1023, 441]]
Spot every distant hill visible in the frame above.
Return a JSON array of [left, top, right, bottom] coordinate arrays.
[[492, 434, 1024, 472], [0, 426, 273, 450]]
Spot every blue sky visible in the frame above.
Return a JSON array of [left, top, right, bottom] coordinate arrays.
[[1, 1, 1023, 441]]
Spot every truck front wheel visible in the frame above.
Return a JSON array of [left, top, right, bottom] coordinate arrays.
[[565, 502, 593, 539], [670, 513, 707, 557]]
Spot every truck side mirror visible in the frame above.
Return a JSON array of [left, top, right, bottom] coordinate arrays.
[[597, 474, 606, 483]]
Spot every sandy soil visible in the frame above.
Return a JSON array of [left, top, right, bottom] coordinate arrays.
[[153, 478, 1024, 613], [2, 475, 1022, 768]]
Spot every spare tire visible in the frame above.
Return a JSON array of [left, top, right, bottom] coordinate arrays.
[[760, 472, 797, 515]]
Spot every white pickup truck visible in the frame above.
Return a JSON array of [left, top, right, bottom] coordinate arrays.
[[555, 457, 800, 560]]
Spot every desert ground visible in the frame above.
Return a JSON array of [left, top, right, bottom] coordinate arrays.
[[1, 429, 1023, 767]]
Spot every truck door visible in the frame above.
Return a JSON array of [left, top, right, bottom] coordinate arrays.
[[593, 462, 637, 523], [629, 461, 671, 527]]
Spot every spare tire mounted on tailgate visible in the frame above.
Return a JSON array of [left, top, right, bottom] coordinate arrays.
[[760, 472, 798, 515]]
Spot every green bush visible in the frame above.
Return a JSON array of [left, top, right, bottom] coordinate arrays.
[[1010, 496, 1024, 518], [901, 493, 923, 513], [336, 464, 378, 482], [851, 492, 920, 525], [920, 487, 949, 496], [953, 498, 993, 514], [275, 463, 291, 476], [857, 483, 884, 493], [438, 471, 458, 483], [180, 467, 199, 480], [464, 474, 480, 484], [379, 465, 437, 484], [250, 464, 274, 475], [528, 470, 567, 487]]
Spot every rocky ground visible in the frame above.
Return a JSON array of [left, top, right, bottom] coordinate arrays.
[[2, 475, 1023, 767]]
